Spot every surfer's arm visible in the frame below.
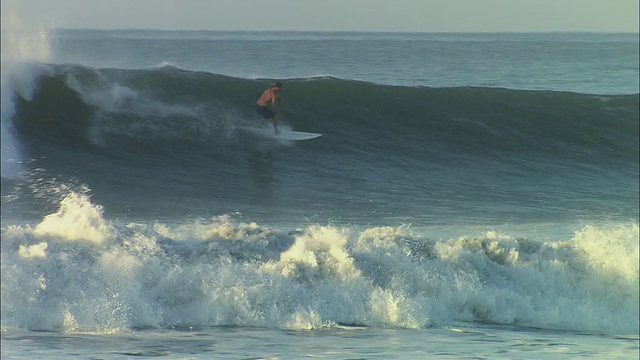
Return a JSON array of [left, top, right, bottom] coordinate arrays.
[[271, 95, 279, 134], [271, 95, 279, 114]]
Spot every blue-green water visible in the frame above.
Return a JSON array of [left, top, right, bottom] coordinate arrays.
[[2, 30, 639, 358], [3, 326, 638, 359]]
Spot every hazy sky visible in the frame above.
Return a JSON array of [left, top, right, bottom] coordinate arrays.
[[2, 0, 639, 32]]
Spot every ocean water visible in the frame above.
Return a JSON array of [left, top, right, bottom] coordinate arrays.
[[1, 29, 639, 359]]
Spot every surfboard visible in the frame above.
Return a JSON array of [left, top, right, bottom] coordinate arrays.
[[241, 127, 322, 141]]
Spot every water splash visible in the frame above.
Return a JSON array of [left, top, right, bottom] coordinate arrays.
[[1, 15, 51, 179]]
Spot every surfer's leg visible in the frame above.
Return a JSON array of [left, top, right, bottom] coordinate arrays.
[[256, 105, 273, 127], [273, 116, 278, 135]]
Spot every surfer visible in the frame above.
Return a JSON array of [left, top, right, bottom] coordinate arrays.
[[256, 82, 281, 135]]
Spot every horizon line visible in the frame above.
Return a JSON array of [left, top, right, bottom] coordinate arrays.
[[48, 28, 640, 35]]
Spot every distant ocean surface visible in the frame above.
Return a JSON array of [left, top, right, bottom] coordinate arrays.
[[1, 30, 638, 359]]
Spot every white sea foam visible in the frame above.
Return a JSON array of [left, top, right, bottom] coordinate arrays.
[[1, 193, 638, 335], [64, 71, 199, 119], [1, 17, 52, 179], [61, 69, 245, 144], [33, 192, 114, 244]]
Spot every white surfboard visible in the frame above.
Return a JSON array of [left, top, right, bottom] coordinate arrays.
[[241, 127, 322, 141]]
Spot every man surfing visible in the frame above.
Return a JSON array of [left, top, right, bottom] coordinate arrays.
[[255, 82, 281, 135]]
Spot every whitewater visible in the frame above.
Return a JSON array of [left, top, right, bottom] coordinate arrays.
[[1, 29, 639, 359]]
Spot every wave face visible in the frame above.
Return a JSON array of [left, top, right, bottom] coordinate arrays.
[[4, 64, 638, 224]]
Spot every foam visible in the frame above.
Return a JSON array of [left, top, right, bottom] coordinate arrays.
[[572, 224, 639, 283], [61, 69, 238, 144], [1, 194, 638, 334], [1, 20, 52, 179], [18, 242, 48, 258], [33, 192, 114, 244], [264, 225, 359, 282]]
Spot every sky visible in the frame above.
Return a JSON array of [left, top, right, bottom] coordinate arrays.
[[2, 0, 639, 33]]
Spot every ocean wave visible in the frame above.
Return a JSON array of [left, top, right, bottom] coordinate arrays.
[[1, 192, 638, 334], [2, 64, 637, 224], [9, 64, 639, 160]]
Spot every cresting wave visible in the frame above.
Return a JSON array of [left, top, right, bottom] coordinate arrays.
[[3, 63, 638, 224], [2, 61, 639, 337], [9, 63, 639, 162], [1, 192, 638, 334]]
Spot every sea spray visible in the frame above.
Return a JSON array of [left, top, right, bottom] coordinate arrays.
[[1, 21, 52, 179], [2, 193, 638, 334]]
